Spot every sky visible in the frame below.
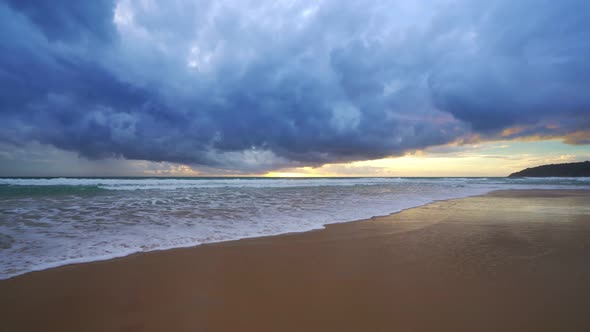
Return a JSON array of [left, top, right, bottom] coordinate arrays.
[[0, 0, 589, 177]]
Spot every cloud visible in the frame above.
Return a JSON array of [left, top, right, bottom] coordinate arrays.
[[428, 0, 590, 133], [0, 0, 589, 173], [5, 0, 116, 42]]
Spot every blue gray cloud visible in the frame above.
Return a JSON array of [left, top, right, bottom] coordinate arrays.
[[1, 0, 589, 172]]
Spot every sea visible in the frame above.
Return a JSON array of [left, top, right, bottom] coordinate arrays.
[[1, 176, 589, 279]]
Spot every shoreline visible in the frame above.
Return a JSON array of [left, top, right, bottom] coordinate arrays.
[[2, 189, 590, 331], [2, 188, 589, 281], [0, 187, 510, 280]]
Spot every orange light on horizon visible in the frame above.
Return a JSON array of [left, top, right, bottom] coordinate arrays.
[[260, 139, 588, 178], [264, 172, 317, 178]]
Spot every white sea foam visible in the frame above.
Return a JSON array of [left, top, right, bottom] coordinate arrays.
[[0, 177, 589, 279], [0, 177, 405, 190]]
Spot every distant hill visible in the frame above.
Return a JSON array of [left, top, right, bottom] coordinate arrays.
[[508, 161, 590, 178]]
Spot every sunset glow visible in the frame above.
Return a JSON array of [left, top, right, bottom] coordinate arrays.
[[0, 0, 588, 176]]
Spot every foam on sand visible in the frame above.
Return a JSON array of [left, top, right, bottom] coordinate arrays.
[[1, 177, 589, 279]]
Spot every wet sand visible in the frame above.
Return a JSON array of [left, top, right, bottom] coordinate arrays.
[[1, 189, 590, 331]]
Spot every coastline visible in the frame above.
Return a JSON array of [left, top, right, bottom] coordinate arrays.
[[2, 177, 523, 281], [0, 183, 500, 281], [1, 189, 590, 331]]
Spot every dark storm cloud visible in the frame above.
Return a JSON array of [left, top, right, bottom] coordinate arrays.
[[0, 0, 589, 172], [5, 0, 116, 42], [428, 0, 590, 134]]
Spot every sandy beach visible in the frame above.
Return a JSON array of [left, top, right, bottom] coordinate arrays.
[[1, 189, 590, 331]]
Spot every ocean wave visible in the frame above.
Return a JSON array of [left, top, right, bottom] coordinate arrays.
[[1, 176, 588, 192], [0, 184, 107, 197], [1, 177, 589, 280]]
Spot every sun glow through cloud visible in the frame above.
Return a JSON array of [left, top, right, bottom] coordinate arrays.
[[0, 0, 589, 176], [263, 140, 590, 177]]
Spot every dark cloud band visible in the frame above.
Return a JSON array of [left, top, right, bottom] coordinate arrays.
[[1, 0, 588, 172]]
